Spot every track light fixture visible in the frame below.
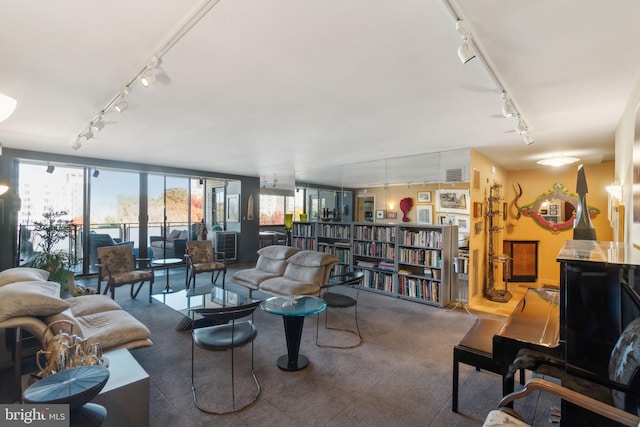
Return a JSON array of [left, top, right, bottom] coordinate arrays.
[[69, 0, 222, 151], [46, 165, 55, 174], [501, 92, 516, 118], [515, 116, 528, 135], [93, 169, 100, 178], [91, 116, 105, 132], [456, 21, 475, 64], [114, 99, 128, 113], [81, 127, 94, 140], [522, 132, 534, 145]]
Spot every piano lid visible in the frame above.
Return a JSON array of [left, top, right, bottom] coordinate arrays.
[[556, 240, 640, 268]]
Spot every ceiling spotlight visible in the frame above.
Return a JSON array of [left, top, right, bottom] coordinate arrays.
[[455, 21, 476, 64], [140, 68, 158, 87], [537, 156, 580, 167], [91, 116, 105, 132], [501, 92, 516, 118], [46, 165, 55, 174], [0, 93, 17, 123], [522, 132, 534, 145], [81, 127, 94, 140], [71, 139, 82, 150], [93, 169, 100, 178], [515, 116, 528, 135], [114, 99, 128, 113]]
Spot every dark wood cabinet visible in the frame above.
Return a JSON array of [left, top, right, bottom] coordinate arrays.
[[503, 240, 538, 282]]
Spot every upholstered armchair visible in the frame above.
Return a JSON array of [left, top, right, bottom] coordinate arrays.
[[185, 240, 226, 290], [88, 232, 133, 270], [97, 245, 154, 302]]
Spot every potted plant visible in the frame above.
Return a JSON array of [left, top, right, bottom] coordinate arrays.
[[27, 208, 75, 296]]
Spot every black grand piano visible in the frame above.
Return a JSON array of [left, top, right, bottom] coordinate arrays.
[[493, 240, 640, 425]]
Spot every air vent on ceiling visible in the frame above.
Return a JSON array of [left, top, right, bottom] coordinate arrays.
[[445, 168, 463, 183]]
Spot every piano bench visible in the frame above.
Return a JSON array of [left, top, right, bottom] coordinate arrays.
[[452, 318, 524, 413]]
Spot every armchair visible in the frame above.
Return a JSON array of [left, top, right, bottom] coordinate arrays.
[[88, 232, 133, 270], [97, 245, 154, 302]]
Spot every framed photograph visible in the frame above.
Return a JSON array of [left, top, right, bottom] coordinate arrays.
[[226, 194, 239, 222], [435, 189, 470, 214], [472, 169, 481, 191], [416, 205, 433, 224], [417, 191, 431, 203], [375, 209, 386, 219], [387, 211, 397, 219], [473, 202, 483, 218], [437, 214, 448, 225], [455, 215, 470, 233]]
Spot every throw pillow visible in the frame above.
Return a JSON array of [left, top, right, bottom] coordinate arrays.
[[0, 267, 50, 287], [0, 281, 70, 322]]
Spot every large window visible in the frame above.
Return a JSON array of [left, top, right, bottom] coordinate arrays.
[[259, 194, 296, 225]]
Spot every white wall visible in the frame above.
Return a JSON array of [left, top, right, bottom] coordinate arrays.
[[615, 75, 640, 245]]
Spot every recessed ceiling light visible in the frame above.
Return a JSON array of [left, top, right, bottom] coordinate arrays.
[[536, 157, 580, 167]]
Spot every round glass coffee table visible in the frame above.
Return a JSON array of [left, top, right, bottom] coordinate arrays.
[[260, 295, 326, 371], [152, 258, 183, 294]]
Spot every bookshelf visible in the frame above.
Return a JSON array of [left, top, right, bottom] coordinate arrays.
[[292, 221, 457, 307], [317, 221, 352, 275]]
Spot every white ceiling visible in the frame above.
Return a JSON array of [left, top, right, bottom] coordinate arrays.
[[1, 0, 638, 189]]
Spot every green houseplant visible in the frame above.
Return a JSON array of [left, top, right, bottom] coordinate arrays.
[[27, 208, 75, 295]]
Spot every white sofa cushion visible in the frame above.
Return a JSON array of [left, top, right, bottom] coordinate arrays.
[[0, 267, 50, 287], [0, 281, 69, 322]]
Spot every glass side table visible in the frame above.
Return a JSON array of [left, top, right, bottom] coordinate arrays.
[[260, 296, 326, 371]]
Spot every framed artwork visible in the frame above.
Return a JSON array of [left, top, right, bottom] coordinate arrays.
[[417, 191, 431, 203], [416, 205, 433, 224], [473, 202, 483, 218], [375, 209, 386, 219], [435, 189, 470, 214], [226, 194, 239, 222], [437, 214, 448, 225], [387, 211, 397, 219], [472, 169, 481, 191], [455, 215, 470, 233]]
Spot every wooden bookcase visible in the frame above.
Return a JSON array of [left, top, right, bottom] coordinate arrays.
[[292, 221, 457, 307]]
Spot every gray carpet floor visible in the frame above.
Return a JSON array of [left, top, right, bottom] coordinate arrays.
[[2, 265, 558, 426]]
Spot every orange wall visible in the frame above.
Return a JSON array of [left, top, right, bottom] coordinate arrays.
[[504, 161, 614, 286]]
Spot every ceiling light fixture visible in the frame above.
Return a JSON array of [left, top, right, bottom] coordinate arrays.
[[501, 92, 516, 118], [91, 115, 105, 132], [0, 182, 8, 196], [71, 139, 82, 150], [81, 127, 94, 140], [536, 156, 580, 167], [455, 21, 476, 64], [0, 93, 17, 123], [46, 164, 55, 174], [93, 169, 100, 178], [70, 0, 223, 151], [445, 1, 534, 146]]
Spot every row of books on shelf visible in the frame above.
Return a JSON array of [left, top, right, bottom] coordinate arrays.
[[398, 229, 443, 248], [292, 223, 315, 237], [318, 224, 351, 239], [398, 276, 440, 302], [359, 268, 394, 293], [353, 241, 395, 259], [398, 267, 442, 280], [292, 237, 315, 250], [353, 225, 396, 242], [398, 248, 441, 267], [318, 243, 351, 263]]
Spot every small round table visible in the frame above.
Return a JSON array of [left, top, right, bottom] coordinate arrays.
[[152, 257, 183, 294], [23, 366, 110, 426], [260, 295, 326, 371]]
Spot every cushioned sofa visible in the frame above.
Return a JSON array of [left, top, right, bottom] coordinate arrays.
[[0, 266, 153, 399], [149, 229, 188, 260], [231, 246, 339, 296]]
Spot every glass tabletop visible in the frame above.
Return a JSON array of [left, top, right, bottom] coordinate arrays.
[[151, 258, 183, 266], [152, 285, 254, 313], [260, 295, 326, 316]]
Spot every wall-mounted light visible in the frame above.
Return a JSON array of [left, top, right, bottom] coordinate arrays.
[[0, 181, 9, 196]]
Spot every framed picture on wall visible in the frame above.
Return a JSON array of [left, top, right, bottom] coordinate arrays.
[[226, 194, 239, 222], [416, 205, 433, 224], [387, 211, 397, 219], [417, 191, 431, 203], [455, 215, 470, 233], [376, 209, 386, 219], [435, 189, 470, 214]]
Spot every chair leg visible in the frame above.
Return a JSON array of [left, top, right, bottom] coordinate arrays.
[[130, 281, 145, 299]]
